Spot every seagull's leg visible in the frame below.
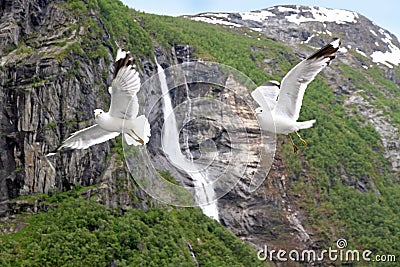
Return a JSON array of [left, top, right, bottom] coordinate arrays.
[[131, 129, 144, 145], [288, 134, 299, 153], [295, 131, 307, 147]]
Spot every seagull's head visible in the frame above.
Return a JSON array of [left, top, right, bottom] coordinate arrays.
[[255, 107, 264, 116], [94, 109, 105, 120]]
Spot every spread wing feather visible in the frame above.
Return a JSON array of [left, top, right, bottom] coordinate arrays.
[[251, 81, 280, 111], [108, 49, 141, 119], [60, 125, 120, 150], [274, 39, 340, 121]]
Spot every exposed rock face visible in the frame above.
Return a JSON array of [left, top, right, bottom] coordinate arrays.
[[344, 92, 400, 172], [150, 44, 313, 250], [218, 149, 314, 250], [0, 0, 153, 213], [1, 0, 108, 199]]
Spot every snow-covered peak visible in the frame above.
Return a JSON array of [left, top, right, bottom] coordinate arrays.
[[189, 5, 360, 31], [187, 5, 400, 68], [238, 5, 358, 25], [277, 6, 358, 25]]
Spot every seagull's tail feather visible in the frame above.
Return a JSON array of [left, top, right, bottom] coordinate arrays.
[[124, 115, 151, 146], [297, 119, 316, 130]]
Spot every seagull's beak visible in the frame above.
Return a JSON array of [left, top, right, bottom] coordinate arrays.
[[95, 113, 99, 118]]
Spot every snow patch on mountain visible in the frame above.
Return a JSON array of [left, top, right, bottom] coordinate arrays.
[[239, 10, 275, 22], [370, 29, 378, 36], [200, 13, 230, 19], [338, 46, 348, 53], [371, 46, 400, 68], [371, 29, 400, 68], [356, 48, 367, 57], [191, 16, 242, 28], [283, 6, 358, 25]]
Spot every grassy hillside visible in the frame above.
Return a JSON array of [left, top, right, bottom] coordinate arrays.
[[0, 195, 265, 266]]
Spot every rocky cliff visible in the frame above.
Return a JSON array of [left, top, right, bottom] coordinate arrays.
[[0, 0, 155, 213]]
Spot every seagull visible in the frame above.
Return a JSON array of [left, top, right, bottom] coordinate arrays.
[[51, 48, 151, 153], [252, 39, 340, 153]]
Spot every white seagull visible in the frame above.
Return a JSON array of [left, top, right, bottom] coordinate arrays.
[[252, 39, 340, 152], [55, 48, 151, 152]]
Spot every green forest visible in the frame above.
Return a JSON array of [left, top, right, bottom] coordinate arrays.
[[0, 196, 265, 266]]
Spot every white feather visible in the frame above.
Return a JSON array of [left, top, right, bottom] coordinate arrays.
[[252, 39, 340, 134], [58, 48, 151, 150], [251, 81, 280, 111], [60, 125, 120, 150]]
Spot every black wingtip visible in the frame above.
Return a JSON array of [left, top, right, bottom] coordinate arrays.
[[114, 49, 135, 78], [307, 39, 341, 61], [262, 80, 281, 88]]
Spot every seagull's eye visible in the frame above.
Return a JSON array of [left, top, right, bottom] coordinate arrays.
[[260, 109, 263, 113]]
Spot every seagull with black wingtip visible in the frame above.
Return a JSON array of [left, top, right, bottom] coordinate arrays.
[[252, 39, 341, 153], [47, 47, 151, 155]]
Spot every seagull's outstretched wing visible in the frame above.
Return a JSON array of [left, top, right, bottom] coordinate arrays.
[[108, 49, 141, 119], [274, 39, 340, 121], [60, 125, 120, 150], [251, 81, 280, 111]]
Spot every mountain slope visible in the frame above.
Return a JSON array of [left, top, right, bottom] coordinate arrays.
[[188, 6, 400, 172], [140, 5, 400, 262], [189, 5, 400, 69]]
